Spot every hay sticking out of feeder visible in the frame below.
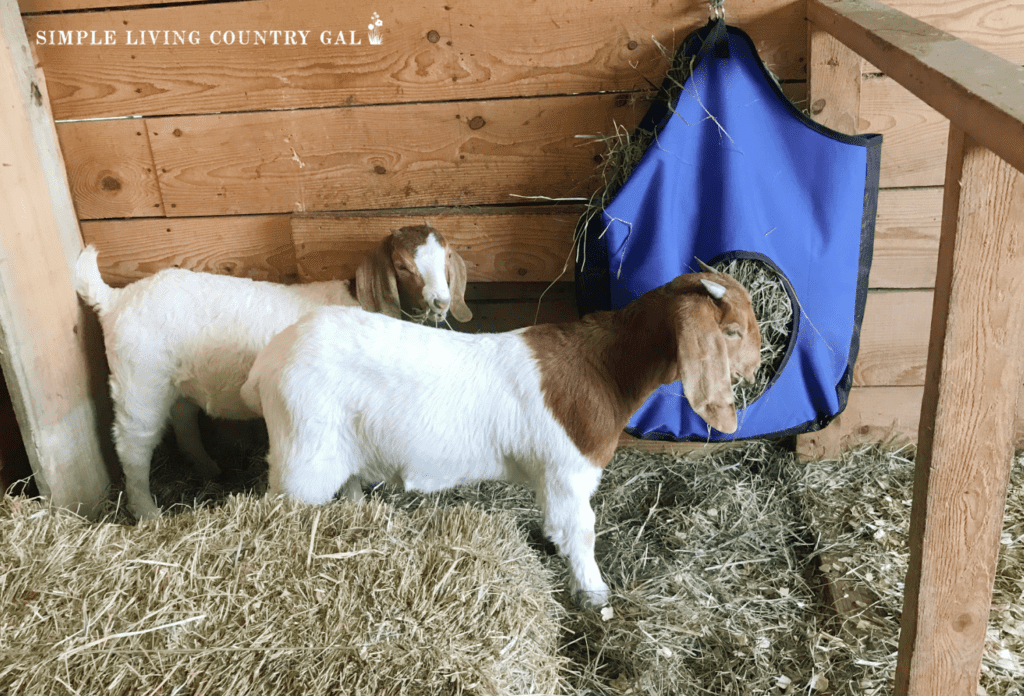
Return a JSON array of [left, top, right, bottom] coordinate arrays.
[[797, 444, 1024, 695], [0, 495, 566, 696], [575, 45, 697, 270], [713, 257, 794, 407]]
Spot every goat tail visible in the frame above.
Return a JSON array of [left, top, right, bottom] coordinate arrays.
[[75, 245, 113, 315]]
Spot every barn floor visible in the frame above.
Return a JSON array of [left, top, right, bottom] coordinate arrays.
[[3, 432, 1022, 696]]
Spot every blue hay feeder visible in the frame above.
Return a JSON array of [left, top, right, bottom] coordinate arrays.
[[576, 19, 882, 441]]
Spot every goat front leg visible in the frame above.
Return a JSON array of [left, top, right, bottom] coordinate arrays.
[[541, 463, 610, 608]]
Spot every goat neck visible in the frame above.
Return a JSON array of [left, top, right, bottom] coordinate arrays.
[[522, 287, 682, 468]]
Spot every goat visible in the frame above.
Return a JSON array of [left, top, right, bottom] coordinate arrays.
[[241, 272, 760, 606], [75, 224, 471, 520]]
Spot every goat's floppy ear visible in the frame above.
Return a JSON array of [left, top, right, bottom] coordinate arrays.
[[677, 301, 738, 434], [356, 235, 401, 319], [446, 250, 473, 323]]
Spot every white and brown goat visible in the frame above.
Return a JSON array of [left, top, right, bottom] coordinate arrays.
[[75, 224, 471, 520], [241, 272, 760, 606]]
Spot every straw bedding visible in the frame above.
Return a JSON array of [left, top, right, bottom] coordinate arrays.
[[796, 444, 1024, 696], [3, 437, 1022, 695]]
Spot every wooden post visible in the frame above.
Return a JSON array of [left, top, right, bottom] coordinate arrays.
[[895, 127, 1024, 696], [0, 0, 110, 516], [806, 21, 861, 135]]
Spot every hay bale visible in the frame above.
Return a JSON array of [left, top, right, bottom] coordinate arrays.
[[797, 444, 1024, 695], [0, 495, 566, 696]]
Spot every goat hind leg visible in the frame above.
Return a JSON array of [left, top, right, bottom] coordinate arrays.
[[111, 383, 175, 520], [170, 398, 221, 479]]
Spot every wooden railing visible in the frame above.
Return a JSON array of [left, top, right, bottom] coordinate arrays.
[[807, 1, 1024, 694]]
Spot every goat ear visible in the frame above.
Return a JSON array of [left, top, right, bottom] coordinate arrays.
[[446, 250, 473, 323], [677, 302, 738, 433], [355, 237, 402, 319], [700, 278, 727, 300]]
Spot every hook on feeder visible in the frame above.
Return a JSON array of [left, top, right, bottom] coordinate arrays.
[[709, 0, 725, 20]]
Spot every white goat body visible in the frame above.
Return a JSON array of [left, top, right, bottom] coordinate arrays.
[[76, 225, 471, 520], [242, 273, 761, 606]]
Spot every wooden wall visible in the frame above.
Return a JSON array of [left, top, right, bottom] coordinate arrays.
[[16, 0, 1024, 456], [799, 2, 1024, 457]]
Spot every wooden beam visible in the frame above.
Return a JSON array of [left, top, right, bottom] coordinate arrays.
[[0, 0, 110, 516], [807, 0, 1024, 176], [807, 21, 861, 135], [894, 128, 1024, 696]]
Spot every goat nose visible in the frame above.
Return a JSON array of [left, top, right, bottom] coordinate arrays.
[[431, 297, 450, 312]]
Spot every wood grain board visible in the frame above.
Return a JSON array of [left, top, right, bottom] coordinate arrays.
[[79, 214, 296, 285], [60, 94, 642, 219], [861, 76, 948, 188], [870, 187, 942, 289], [0, 0, 110, 517], [22, 0, 807, 121], [894, 126, 1024, 696], [292, 207, 579, 284]]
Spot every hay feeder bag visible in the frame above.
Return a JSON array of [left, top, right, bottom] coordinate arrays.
[[576, 18, 882, 441]]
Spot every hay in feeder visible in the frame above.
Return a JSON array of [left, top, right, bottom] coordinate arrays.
[[0, 494, 566, 696], [797, 444, 1024, 696], [712, 257, 794, 407]]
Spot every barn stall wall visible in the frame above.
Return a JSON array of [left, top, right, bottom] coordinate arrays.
[[3, 0, 1023, 507]]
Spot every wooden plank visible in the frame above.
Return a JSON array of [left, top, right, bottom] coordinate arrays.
[[861, 76, 948, 188], [454, 295, 577, 334], [861, 0, 1024, 72], [807, 22, 861, 135], [870, 187, 942, 289], [135, 94, 639, 218], [0, 0, 109, 517], [796, 386, 924, 460], [55, 117, 162, 219], [796, 384, 1024, 460], [76, 185, 943, 289], [292, 207, 579, 284], [21, 0, 211, 11], [79, 214, 296, 285], [24, 0, 807, 121], [807, 0, 1024, 176], [854, 291, 932, 387], [895, 129, 1024, 696]]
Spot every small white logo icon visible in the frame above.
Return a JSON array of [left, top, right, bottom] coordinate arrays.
[[368, 13, 383, 44]]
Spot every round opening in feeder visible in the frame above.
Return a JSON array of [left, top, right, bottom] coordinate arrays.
[[711, 256, 795, 408]]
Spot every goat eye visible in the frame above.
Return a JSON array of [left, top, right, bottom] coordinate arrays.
[[724, 328, 741, 339]]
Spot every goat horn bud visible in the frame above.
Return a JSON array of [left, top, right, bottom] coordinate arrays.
[[700, 278, 727, 300]]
